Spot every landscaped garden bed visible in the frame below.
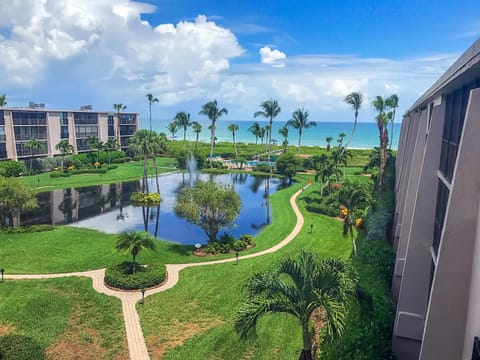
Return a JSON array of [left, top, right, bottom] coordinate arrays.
[[104, 261, 167, 290]]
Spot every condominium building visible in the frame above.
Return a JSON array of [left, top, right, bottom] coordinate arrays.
[[0, 105, 139, 161], [392, 38, 480, 359]]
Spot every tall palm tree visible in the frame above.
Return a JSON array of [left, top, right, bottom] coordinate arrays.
[[385, 94, 399, 150], [372, 95, 388, 194], [115, 230, 157, 274], [286, 108, 316, 154], [258, 127, 266, 145], [55, 140, 73, 172], [228, 123, 239, 158], [264, 125, 271, 153], [325, 136, 333, 151], [343, 92, 363, 151], [234, 251, 358, 360], [174, 111, 191, 142], [113, 103, 126, 142], [167, 121, 178, 141], [199, 100, 228, 165], [254, 99, 281, 164], [146, 93, 159, 132], [248, 122, 261, 145], [279, 125, 289, 153], [191, 121, 202, 148], [0, 94, 6, 107], [337, 132, 346, 148], [151, 131, 166, 194], [129, 129, 154, 193], [23, 138, 46, 174]]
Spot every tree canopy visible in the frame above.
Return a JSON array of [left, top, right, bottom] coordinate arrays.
[[276, 152, 302, 183], [0, 177, 38, 226]]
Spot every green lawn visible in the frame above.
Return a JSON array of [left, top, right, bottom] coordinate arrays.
[[19, 157, 177, 191], [0, 277, 127, 359]]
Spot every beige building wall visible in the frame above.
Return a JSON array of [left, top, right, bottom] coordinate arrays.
[[47, 112, 61, 157]]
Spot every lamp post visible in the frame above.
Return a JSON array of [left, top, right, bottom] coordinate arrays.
[[310, 224, 314, 234], [235, 251, 239, 266], [0, 268, 4, 283], [195, 243, 202, 253], [141, 288, 145, 305]]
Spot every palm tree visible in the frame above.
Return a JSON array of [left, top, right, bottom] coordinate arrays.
[[129, 129, 154, 193], [86, 136, 103, 164], [146, 93, 159, 132], [264, 125, 271, 153], [342, 92, 363, 149], [254, 99, 281, 164], [248, 122, 261, 145], [167, 121, 178, 141], [115, 230, 157, 274], [199, 100, 228, 165], [286, 108, 316, 154], [279, 125, 289, 153], [0, 94, 6, 107], [113, 103, 126, 142], [55, 140, 73, 172], [104, 138, 119, 165], [174, 111, 191, 142], [385, 94, 399, 150], [23, 138, 46, 174], [191, 121, 202, 148], [151, 131, 167, 194], [337, 132, 346, 148], [234, 251, 358, 360], [258, 127, 266, 145], [325, 136, 333, 151], [228, 123, 239, 158], [372, 95, 388, 193]]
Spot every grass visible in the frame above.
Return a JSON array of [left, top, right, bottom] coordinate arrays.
[[0, 277, 127, 359], [19, 157, 177, 191]]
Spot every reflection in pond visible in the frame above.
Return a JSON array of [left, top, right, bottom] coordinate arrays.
[[20, 173, 288, 245]]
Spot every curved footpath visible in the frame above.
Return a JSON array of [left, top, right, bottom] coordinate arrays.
[[5, 186, 307, 360]]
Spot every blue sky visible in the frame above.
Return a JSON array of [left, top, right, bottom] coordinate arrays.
[[0, 0, 479, 124]]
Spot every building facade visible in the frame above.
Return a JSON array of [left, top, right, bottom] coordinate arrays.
[[0, 106, 139, 161], [392, 38, 480, 359]]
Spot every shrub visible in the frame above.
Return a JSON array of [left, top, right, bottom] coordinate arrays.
[[365, 205, 391, 241], [125, 157, 132, 162], [305, 204, 338, 217], [210, 160, 226, 169], [232, 240, 247, 251], [70, 168, 107, 175], [0, 161, 25, 177], [106, 164, 118, 170], [0, 334, 45, 360], [133, 155, 143, 161], [130, 192, 161, 207], [112, 158, 126, 164], [104, 261, 166, 290], [0, 224, 55, 234], [218, 233, 235, 246], [49, 171, 71, 178], [239, 234, 253, 245], [253, 163, 271, 173]]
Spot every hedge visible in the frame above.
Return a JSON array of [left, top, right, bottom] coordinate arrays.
[[0, 161, 25, 177], [365, 205, 391, 241], [0, 334, 45, 360], [104, 262, 166, 290], [0, 224, 55, 234]]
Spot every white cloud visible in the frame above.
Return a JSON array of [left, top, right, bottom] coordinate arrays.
[[259, 46, 286, 67]]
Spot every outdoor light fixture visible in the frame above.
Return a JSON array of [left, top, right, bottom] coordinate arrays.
[[235, 251, 239, 266], [141, 288, 145, 305], [310, 224, 314, 234], [195, 243, 201, 251], [0, 268, 4, 283]]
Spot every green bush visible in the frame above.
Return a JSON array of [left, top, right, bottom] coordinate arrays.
[[218, 233, 236, 246], [253, 163, 271, 173], [104, 261, 166, 290], [210, 160, 227, 169], [0, 224, 55, 234], [133, 155, 143, 161], [239, 234, 253, 245], [365, 205, 391, 241], [49, 171, 71, 178], [232, 240, 247, 251], [0, 161, 25, 177], [70, 168, 107, 175], [106, 164, 118, 170], [0, 334, 45, 360], [112, 158, 126, 164], [305, 203, 338, 217]]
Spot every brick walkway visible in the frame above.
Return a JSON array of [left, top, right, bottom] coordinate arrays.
[[4, 186, 307, 359]]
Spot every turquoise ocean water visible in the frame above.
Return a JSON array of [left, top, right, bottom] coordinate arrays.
[[150, 120, 402, 150]]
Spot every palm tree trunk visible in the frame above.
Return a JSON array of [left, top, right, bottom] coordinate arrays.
[[343, 216, 349, 236], [233, 133, 237, 158], [380, 128, 389, 194], [268, 118, 272, 164], [153, 157, 160, 193], [210, 119, 215, 167], [195, 132, 199, 149], [300, 321, 313, 360], [154, 204, 160, 237], [297, 129, 302, 154], [389, 110, 396, 150], [149, 103, 152, 132], [143, 153, 149, 193], [184, 127, 187, 142], [350, 223, 357, 255], [61, 154, 65, 173], [132, 253, 137, 274]]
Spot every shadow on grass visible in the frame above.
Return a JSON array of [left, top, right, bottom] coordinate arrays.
[[162, 242, 194, 257]]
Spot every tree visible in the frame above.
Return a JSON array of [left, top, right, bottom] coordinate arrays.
[[258, 127, 266, 145], [325, 136, 333, 151], [174, 111, 191, 142], [276, 152, 301, 184], [199, 100, 228, 166], [279, 125, 289, 153], [86, 136, 101, 164], [151, 132, 167, 193], [0, 94, 6, 107], [337, 180, 371, 255], [174, 181, 242, 243], [234, 251, 358, 360], [129, 129, 154, 193], [167, 121, 178, 141], [286, 108, 316, 154], [228, 123, 239, 158], [0, 177, 37, 227], [191, 121, 202, 148], [113, 103, 126, 142], [104, 138, 119, 165], [343, 92, 363, 150], [385, 94, 399, 150], [23, 138, 46, 174], [55, 140, 73, 172], [314, 155, 341, 196], [254, 99, 281, 165], [337, 132, 346, 148], [115, 230, 157, 274], [146, 93, 159, 132], [372, 95, 390, 194], [248, 122, 261, 145]]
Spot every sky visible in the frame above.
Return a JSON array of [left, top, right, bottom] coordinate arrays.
[[1, 0, 479, 124]]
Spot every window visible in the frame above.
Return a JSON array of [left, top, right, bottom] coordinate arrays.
[[119, 113, 137, 125], [0, 126, 5, 141], [15, 141, 48, 157], [73, 112, 98, 124], [0, 110, 4, 125], [61, 112, 69, 125], [120, 125, 137, 136], [0, 143, 6, 159], [61, 126, 69, 139], [14, 126, 47, 140], [472, 337, 480, 360], [432, 180, 449, 255], [12, 111, 47, 125], [75, 125, 98, 138]]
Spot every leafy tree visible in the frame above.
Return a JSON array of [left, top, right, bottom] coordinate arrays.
[[276, 152, 301, 184], [174, 111, 191, 141], [254, 99, 281, 164], [191, 121, 202, 148], [258, 127, 266, 145], [0, 94, 6, 107], [0, 177, 38, 227], [234, 251, 359, 360], [248, 122, 261, 145], [314, 155, 341, 196], [23, 138, 46, 174], [146, 93, 159, 131], [228, 123, 239, 158], [113, 103, 126, 141], [337, 132, 346, 148], [55, 140, 73, 172], [279, 125, 289, 153], [343, 92, 363, 150], [286, 108, 316, 154], [129, 129, 154, 193], [331, 147, 352, 181], [385, 94, 399, 150], [174, 181, 242, 243], [325, 136, 333, 151], [86, 136, 102, 164], [115, 230, 157, 274], [104, 138, 119, 165], [199, 100, 228, 165], [167, 121, 178, 141]]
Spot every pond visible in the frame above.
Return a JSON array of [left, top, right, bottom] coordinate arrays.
[[21, 172, 287, 245]]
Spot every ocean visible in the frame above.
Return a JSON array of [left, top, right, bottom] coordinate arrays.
[[149, 119, 402, 150]]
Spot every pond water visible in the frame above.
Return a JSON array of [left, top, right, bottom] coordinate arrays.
[[21, 172, 286, 245]]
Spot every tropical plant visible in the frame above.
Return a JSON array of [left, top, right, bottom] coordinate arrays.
[[258, 127, 266, 145], [254, 99, 281, 164], [23, 138, 46, 174], [385, 94, 399, 150], [234, 251, 359, 360], [0, 94, 6, 107], [0, 177, 38, 227], [191, 121, 202, 148], [326, 136, 333, 151], [174, 111, 191, 142], [129, 129, 154, 193], [174, 181, 242, 243], [167, 120, 178, 141], [286, 108, 316, 154], [199, 100, 228, 165], [104, 138, 119, 165], [372, 95, 390, 194], [337, 132, 346, 148], [343, 92, 363, 150], [86, 136, 102, 163], [113, 103, 126, 141], [55, 140, 73, 172], [151, 132, 167, 193], [228, 123, 239, 158], [248, 122, 261, 145], [279, 125, 289, 153], [331, 147, 352, 181], [275, 152, 301, 183], [146, 93, 159, 131], [115, 230, 157, 274]]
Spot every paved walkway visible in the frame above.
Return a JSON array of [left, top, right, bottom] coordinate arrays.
[[4, 186, 307, 359]]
